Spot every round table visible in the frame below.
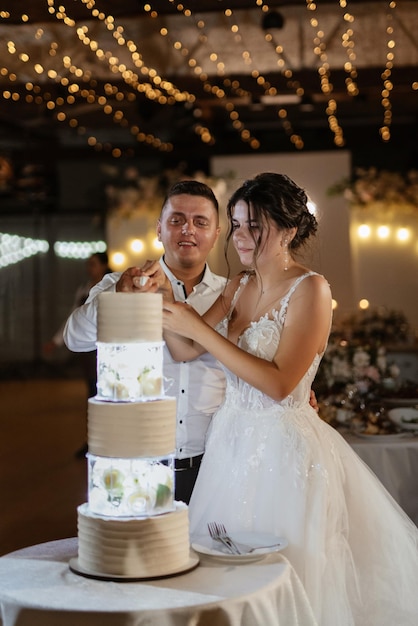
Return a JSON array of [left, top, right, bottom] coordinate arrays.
[[344, 432, 418, 525], [0, 538, 318, 626]]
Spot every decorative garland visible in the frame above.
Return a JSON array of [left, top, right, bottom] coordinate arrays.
[[328, 168, 418, 211]]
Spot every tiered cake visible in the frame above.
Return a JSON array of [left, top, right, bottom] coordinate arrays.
[[72, 292, 193, 579]]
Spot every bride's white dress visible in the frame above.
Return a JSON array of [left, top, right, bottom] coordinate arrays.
[[189, 272, 418, 626]]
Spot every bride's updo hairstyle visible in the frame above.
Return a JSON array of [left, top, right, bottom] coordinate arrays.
[[225, 172, 317, 261]]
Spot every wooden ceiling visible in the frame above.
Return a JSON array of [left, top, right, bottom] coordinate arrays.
[[0, 1, 417, 169]]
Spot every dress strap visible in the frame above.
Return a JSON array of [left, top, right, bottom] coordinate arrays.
[[225, 272, 252, 321], [278, 271, 319, 323]]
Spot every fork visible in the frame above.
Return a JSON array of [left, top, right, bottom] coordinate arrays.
[[215, 524, 283, 554], [207, 522, 242, 555], [232, 541, 283, 553]]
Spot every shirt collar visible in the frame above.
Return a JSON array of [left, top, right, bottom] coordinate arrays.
[[159, 256, 220, 292]]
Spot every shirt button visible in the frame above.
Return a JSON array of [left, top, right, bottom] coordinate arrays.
[[181, 389, 185, 393], [179, 420, 183, 424]]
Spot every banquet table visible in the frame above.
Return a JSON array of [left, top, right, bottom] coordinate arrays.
[[0, 538, 318, 626], [343, 432, 418, 525]]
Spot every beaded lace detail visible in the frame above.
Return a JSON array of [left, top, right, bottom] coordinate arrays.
[[216, 271, 322, 411]]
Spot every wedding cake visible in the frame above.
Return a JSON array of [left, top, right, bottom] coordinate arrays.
[[72, 292, 193, 579]]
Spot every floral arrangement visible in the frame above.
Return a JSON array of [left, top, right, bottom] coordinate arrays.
[[333, 308, 411, 346], [316, 340, 401, 398], [328, 167, 418, 210], [314, 307, 411, 400]]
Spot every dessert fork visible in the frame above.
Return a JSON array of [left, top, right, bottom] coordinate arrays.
[[208, 522, 283, 554], [207, 522, 242, 555]]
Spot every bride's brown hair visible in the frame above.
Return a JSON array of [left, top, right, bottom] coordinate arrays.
[[224, 172, 317, 266]]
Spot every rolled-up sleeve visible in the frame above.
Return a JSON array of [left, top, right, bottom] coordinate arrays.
[[63, 272, 120, 352]]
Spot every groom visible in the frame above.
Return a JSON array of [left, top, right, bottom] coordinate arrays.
[[64, 180, 227, 503]]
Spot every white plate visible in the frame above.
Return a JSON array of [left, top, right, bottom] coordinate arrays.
[[388, 408, 418, 431], [191, 532, 288, 564]]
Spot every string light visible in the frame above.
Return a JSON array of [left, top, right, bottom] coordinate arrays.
[[0, 1, 410, 154], [0, 232, 49, 268], [54, 240, 107, 258], [305, 0, 345, 147], [261, 17, 305, 150], [339, 1, 359, 97], [379, 1, 397, 142], [144, 2, 260, 149]]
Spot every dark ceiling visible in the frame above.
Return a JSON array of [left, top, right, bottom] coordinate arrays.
[[0, 0, 417, 173]]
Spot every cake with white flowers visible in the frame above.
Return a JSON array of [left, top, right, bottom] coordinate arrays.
[[72, 292, 193, 580]]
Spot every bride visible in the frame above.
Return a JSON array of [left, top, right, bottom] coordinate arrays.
[[152, 172, 418, 625]]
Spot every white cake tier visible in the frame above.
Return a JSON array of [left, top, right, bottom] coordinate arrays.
[[88, 454, 174, 517], [88, 397, 176, 458], [77, 502, 190, 578], [97, 292, 162, 343], [96, 341, 164, 400]]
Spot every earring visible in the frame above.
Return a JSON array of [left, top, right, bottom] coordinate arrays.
[[283, 239, 289, 271]]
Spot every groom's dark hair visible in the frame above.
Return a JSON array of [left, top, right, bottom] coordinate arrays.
[[161, 180, 219, 214]]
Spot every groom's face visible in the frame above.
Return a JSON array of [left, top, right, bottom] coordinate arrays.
[[157, 194, 221, 270]]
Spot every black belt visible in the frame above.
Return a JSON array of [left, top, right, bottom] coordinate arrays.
[[174, 454, 204, 471]]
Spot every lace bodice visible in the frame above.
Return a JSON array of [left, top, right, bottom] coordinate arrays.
[[216, 271, 322, 410]]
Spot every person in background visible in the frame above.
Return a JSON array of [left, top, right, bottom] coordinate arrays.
[[157, 172, 418, 625], [44, 251, 112, 456]]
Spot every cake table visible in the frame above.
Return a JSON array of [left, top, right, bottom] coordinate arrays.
[[0, 538, 318, 626]]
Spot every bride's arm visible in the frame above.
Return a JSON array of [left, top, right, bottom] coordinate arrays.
[[163, 275, 241, 361], [164, 274, 332, 402], [162, 275, 239, 361]]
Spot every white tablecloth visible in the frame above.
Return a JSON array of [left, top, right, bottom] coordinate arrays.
[[344, 432, 418, 525], [0, 538, 318, 626]]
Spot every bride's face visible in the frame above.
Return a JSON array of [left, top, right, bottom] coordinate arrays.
[[231, 200, 279, 266]]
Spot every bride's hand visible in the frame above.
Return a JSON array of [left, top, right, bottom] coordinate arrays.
[[163, 301, 203, 340]]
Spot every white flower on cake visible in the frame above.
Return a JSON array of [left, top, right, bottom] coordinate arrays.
[[138, 368, 162, 396], [97, 342, 163, 401], [103, 468, 125, 498], [88, 456, 174, 516], [128, 488, 152, 515]]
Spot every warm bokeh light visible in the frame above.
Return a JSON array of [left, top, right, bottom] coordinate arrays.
[[151, 237, 164, 251], [110, 251, 126, 267], [396, 227, 410, 242], [376, 225, 390, 239], [130, 239, 144, 253], [357, 224, 371, 238], [358, 299, 369, 310], [331, 299, 338, 310]]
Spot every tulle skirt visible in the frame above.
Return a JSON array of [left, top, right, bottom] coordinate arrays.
[[189, 395, 418, 626]]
